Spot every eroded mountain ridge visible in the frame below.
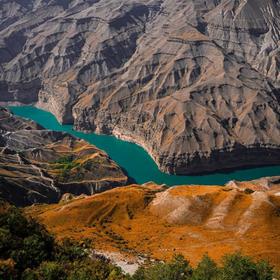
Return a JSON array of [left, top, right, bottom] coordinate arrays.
[[0, 107, 127, 206]]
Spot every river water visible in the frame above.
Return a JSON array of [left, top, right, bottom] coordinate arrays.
[[10, 106, 280, 186]]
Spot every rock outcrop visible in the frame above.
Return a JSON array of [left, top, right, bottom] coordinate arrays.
[[0, 0, 280, 174], [0, 107, 127, 206]]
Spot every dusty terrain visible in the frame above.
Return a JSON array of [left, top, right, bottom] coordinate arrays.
[[0, 107, 127, 206], [0, 0, 279, 174], [26, 177, 280, 270]]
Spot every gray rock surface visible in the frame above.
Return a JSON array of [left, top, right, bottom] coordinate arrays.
[[0, 107, 127, 206], [0, 0, 279, 174]]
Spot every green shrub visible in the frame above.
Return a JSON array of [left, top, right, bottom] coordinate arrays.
[[53, 155, 80, 181], [0, 227, 15, 258], [0, 207, 54, 273], [36, 262, 66, 280], [55, 238, 88, 262], [244, 188, 255, 195], [54, 155, 75, 165], [133, 253, 276, 280], [67, 260, 125, 280], [219, 252, 273, 280], [132, 254, 192, 280], [0, 259, 17, 280], [21, 268, 39, 280], [192, 254, 218, 280], [255, 260, 274, 280]]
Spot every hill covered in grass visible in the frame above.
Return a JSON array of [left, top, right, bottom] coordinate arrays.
[[1, 200, 278, 279], [26, 177, 280, 271]]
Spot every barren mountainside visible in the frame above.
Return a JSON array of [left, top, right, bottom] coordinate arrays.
[[0, 0, 280, 174], [0, 107, 127, 206]]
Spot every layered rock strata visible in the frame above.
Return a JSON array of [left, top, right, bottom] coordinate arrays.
[[0, 107, 127, 206]]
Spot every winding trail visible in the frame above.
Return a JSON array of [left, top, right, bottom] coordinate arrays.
[[16, 152, 59, 193], [30, 163, 60, 193]]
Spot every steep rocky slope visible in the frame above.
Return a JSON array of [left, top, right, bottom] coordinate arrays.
[[26, 177, 280, 269], [0, 0, 280, 174], [0, 107, 127, 206]]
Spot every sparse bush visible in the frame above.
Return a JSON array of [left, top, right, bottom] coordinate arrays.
[[54, 155, 75, 165], [218, 252, 274, 280], [244, 188, 255, 195], [132, 254, 192, 280], [36, 261, 66, 280], [0, 206, 54, 273], [192, 254, 218, 280], [67, 260, 125, 280], [55, 238, 88, 262], [21, 268, 39, 280], [132, 253, 276, 280], [0, 259, 17, 280], [255, 260, 274, 280], [53, 155, 80, 181]]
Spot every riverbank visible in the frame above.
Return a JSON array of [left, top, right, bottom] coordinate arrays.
[[9, 105, 280, 186]]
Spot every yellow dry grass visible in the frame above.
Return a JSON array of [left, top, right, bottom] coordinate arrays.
[[25, 184, 280, 269]]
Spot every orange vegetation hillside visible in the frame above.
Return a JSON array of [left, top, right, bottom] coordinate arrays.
[[25, 178, 280, 269]]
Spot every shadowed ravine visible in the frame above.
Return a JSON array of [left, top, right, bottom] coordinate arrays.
[[10, 106, 280, 186]]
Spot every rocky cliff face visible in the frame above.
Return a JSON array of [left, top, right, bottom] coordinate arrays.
[[0, 0, 280, 174], [0, 107, 127, 206]]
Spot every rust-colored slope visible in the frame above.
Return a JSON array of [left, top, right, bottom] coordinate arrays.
[[26, 182, 280, 269]]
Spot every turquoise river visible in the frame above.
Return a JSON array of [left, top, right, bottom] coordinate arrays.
[[10, 106, 280, 186]]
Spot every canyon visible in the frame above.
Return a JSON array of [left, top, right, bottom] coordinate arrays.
[[1, 1, 280, 276], [0, 0, 279, 174], [2, 107, 279, 273]]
